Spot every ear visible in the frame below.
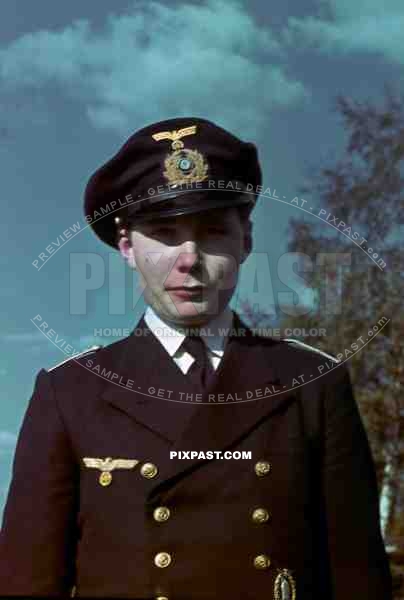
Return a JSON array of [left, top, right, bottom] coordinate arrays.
[[118, 236, 137, 270]]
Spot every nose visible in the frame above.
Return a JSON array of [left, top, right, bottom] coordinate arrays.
[[181, 238, 199, 252], [176, 239, 202, 270]]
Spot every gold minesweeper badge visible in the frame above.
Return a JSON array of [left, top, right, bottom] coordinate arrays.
[[83, 456, 139, 486], [273, 568, 297, 600], [152, 125, 209, 186]]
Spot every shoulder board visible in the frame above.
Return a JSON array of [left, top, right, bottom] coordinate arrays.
[[48, 345, 102, 372], [281, 338, 340, 364]]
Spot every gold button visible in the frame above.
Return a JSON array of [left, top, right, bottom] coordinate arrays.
[[253, 554, 271, 570], [141, 462, 159, 479], [251, 508, 270, 523], [154, 552, 172, 568], [156, 597, 169, 600], [254, 460, 271, 477], [153, 506, 171, 522], [99, 471, 112, 486]]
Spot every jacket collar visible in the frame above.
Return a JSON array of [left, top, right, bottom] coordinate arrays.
[[143, 303, 234, 359], [98, 311, 296, 489]]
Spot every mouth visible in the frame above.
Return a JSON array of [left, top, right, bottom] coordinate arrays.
[[166, 286, 206, 298], [166, 284, 206, 290]]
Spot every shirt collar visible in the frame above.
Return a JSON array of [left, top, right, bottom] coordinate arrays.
[[144, 304, 234, 358]]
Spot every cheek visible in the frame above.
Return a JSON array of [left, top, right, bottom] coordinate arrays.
[[208, 252, 240, 282], [137, 251, 175, 284]]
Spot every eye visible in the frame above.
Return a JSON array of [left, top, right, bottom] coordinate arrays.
[[154, 227, 175, 235], [207, 226, 227, 234]]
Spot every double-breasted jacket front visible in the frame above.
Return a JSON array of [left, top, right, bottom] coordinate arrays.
[[0, 312, 393, 599]]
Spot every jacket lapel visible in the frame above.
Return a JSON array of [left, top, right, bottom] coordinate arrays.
[[99, 312, 297, 494], [99, 314, 200, 443], [144, 314, 297, 500]]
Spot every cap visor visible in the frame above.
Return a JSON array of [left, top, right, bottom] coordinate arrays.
[[127, 189, 253, 223]]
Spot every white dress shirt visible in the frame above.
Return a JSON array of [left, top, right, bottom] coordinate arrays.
[[144, 304, 234, 374]]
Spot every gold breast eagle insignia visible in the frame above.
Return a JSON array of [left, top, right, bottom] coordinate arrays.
[[83, 456, 139, 486]]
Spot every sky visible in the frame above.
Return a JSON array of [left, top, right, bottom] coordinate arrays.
[[1, 0, 403, 516]]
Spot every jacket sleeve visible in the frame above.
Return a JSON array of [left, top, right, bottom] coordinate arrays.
[[0, 368, 79, 597], [321, 363, 393, 599]]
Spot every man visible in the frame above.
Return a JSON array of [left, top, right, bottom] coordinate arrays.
[[0, 117, 393, 599]]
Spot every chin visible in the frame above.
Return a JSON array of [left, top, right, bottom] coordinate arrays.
[[168, 310, 217, 326]]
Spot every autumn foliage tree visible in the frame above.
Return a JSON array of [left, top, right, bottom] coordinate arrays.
[[242, 90, 404, 569], [282, 90, 404, 551]]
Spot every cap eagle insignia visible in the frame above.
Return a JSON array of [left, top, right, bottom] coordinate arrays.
[[152, 124, 209, 186]]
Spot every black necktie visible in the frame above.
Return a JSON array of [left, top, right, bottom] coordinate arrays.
[[182, 335, 215, 390]]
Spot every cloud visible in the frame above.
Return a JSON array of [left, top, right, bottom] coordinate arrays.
[[0, 0, 308, 137], [284, 0, 404, 65]]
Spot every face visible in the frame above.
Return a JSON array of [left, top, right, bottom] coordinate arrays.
[[119, 207, 252, 327]]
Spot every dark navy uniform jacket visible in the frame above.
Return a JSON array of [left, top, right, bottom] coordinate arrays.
[[0, 312, 393, 599]]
